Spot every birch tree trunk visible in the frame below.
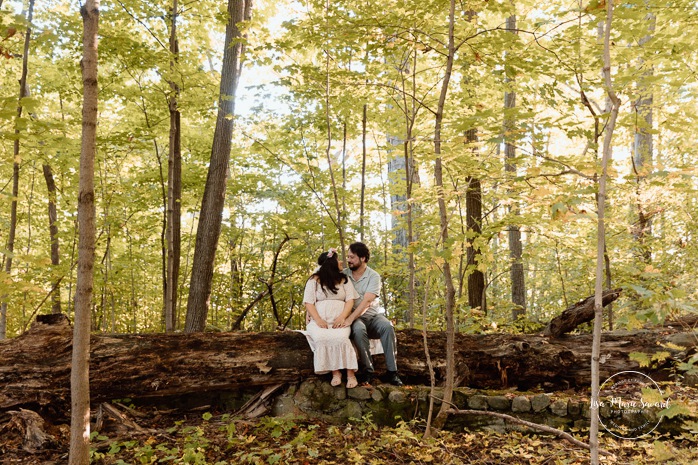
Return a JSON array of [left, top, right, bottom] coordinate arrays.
[[69, 1, 99, 463], [590, 2, 620, 462], [185, 0, 249, 332]]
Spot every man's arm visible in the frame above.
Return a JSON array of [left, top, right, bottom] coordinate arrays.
[[354, 292, 377, 317]]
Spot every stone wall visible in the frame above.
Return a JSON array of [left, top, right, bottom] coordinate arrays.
[[270, 379, 692, 436]]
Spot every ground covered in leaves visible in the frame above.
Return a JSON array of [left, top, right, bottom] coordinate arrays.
[[2, 407, 698, 465]]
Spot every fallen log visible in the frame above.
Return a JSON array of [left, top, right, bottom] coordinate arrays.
[[542, 288, 622, 337], [1, 313, 694, 419]]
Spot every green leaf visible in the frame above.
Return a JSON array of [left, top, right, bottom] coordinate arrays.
[[661, 403, 692, 419], [629, 352, 651, 367]]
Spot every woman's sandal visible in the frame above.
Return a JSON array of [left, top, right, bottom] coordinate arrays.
[[346, 374, 358, 389], [331, 372, 342, 387]]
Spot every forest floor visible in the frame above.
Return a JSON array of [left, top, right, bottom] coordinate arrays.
[[2, 405, 698, 465]]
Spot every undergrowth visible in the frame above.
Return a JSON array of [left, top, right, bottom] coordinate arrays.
[[84, 412, 698, 465]]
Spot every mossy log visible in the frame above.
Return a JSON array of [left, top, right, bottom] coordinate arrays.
[[1, 314, 694, 419]]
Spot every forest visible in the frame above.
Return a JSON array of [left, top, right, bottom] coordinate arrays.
[[1, 0, 698, 463]]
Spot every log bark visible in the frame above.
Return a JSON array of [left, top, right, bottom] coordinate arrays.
[[1, 314, 694, 419], [543, 288, 622, 337]]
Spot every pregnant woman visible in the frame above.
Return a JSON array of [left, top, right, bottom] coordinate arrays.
[[303, 249, 359, 388]]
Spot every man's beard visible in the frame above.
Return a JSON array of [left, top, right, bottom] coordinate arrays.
[[348, 263, 360, 271]]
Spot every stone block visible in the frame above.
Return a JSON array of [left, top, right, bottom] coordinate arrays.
[[568, 401, 581, 418], [371, 389, 384, 402], [334, 385, 347, 400], [511, 396, 531, 413], [468, 395, 488, 410], [339, 400, 363, 420], [531, 394, 551, 412], [271, 395, 298, 417], [388, 390, 407, 404], [487, 395, 511, 411], [574, 419, 591, 430], [550, 399, 568, 417], [348, 386, 372, 401]]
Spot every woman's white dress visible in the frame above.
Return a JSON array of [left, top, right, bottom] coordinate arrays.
[[303, 278, 359, 374]]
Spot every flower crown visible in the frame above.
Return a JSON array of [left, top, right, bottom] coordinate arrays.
[[326, 247, 338, 258]]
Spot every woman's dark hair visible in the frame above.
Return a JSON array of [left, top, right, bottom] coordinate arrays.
[[348, 241, 370, 263], [311, 251, 347, 293]]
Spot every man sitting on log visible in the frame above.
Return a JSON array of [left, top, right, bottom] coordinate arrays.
[[333, 242, 403, 387]]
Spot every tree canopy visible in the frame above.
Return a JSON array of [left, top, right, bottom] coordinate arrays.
[[1, 0, 697, 337]]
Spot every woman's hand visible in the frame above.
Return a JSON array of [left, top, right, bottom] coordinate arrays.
[[334, 314, 354, 328], [333, 314, 347, 327], [314, 317, 329, 329]]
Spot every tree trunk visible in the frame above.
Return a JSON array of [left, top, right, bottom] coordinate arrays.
[[632, 7, 655, 263], [465, 129, 485, 311], [504, 13, 526, 321], [432, 0, 457, 429], [2, 314, 694, 420], [321, 0, 346, 262], [70, 2, 99, 463], [185, 0, 249, 333], [1, 0, 35, 340], [591, 4, 621, 463], [42, 164, 61, 314], [165, 0, 182, 332], [404, 49, 419, 328], [360, 104, 367, 242], [543, 288, 621, 338]]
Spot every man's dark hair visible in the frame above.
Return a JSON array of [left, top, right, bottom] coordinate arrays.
[[348, 242, 370, 263]]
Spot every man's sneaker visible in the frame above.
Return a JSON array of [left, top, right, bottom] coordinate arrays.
[[382, 371, 404, 386]]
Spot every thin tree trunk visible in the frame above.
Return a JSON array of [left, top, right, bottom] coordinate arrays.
[[139, 93, 167, 329], [590, 3, 620, 463], [185, 0, 249, 333], [360, 104, 367, 242], [262, 234, 290, 327], [422, 278, 436, 438], [632, 6, 655, 263], [21, 162, 37, 323], [404, 137, 416, 327], [341, 121, 347, 230], [554, 241, 569, 308], [125, 227, 138, 331], [404, 49, 419, 328], [67, 219, 78, 317], [322, 0, 345, 261], [43, 164, 61, 314], [0, 0, 34, 339], [69, 2, 99, 463], [582, 16, 615, 333], [504, 12, 526, 321], [433, 0, 457, 429], [165, 0, 182, 332], [604, 248, 613, 330]]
